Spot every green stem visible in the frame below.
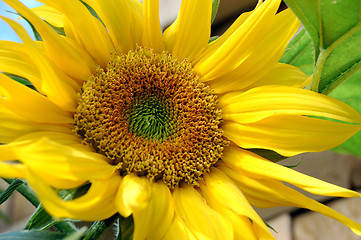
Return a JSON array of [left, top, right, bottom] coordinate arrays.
[[311, 22, 361, 94], [83, 214, 120, 240], [0, 179, 24, 205], [4, 179, 40, 206]]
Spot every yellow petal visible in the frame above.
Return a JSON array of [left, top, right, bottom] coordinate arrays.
[[173, 185, 233, 239], [0, 17, 79, 111], [0, 73, 72, 124], [0, 106, 71, 143], [222, 147, 360, 198], [27, 170, 120, 221], [31, 4, 64, 27], [115, 174, 152, 217], [194, 0, 281, 78], [162, 215, 197, 240], [0, 162, 26, 179], [194, 2, 299, 93], [133, 182, 174, 240], [222, 115, 361, 157], [85, 0, 143, 53], [200, 191, 258, 240], [163, 0, 212, 62], [0, 40, 41, 86], [218, 163, 294, 207], [38, 0, 115, 67], [211, 9, 300, 92], [193, 0, 262, 64], [222, 165, 361, 236], [200, 168, 274, 239], [4, 132, 115, 189], [0, 142, 18, 161], [245, 63, 309, 89], [3, 0, 96, 82], [218, 85, 361, 124], [142, 0, 165, 52]]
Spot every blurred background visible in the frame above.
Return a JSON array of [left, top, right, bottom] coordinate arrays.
[[1, 0, 361, 239]]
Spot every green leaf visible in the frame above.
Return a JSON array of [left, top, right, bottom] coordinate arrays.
[[24, 205, 54, 230], [24, 185, 91, 233], [0, 179, 23, 205], [283, 159, 302, 169], [280, 28, 314, 76], [23, 185, 91, 234], [21, 13, 42, 41], [6, 10, 42, 41], [83, 214, 119, 240], [209, 35, 219, 43], [284, 0, 361, 94], [79, 0, 104, 26], [282, 1, 320, 58], [4, 73, 35, 90], [44, 21, 65, 36], [211, 0, 220, 24], [247, 149, 287, 162], [24, 204, 78, 233], [264, 220, 277, 233], [10, 11, 65, 40], [329, 70, 361, 158], [0, 230, 67, 240], [117, 215, 134, 240]]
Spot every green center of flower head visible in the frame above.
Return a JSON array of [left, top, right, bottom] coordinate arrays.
[[126, 95, 174, 142], [73, 46, 228, 188]]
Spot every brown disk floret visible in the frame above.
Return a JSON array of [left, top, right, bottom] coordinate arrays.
[[73, 47, 228, 188]]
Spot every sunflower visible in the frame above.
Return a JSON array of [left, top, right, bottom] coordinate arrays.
[[1, 0, 361, 239]]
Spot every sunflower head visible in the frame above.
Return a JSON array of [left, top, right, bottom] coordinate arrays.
[[74, 46, 228, 188]]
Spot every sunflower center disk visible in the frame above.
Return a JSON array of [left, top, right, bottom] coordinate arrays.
[[73, 47, 228, 188]]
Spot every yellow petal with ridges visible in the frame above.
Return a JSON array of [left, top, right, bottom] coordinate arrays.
[[0, 40, 41, 86], [218, 85, 361, 124], [218, 163, 294, 207], [0, 17, 79, 111], [133, 182, 174, 240], [0, 106, 71, 143], [27, 171, 120, 221], [194, 0, 262, 65], [4, 0, 96, 82], [164, 0, 212, 62], [173, 185, 233, 240], [222, 115, 361, 157], [200, 187, 259, 240], [85, 0, 143, 54], [31, 4, 64, 27], [37, 0, 115, 67], [162, 215, 197, 240], [142, 0, 164, 52], [201, 168, 274, 239], [245, 63, 309, 89], [222, 147, 360, 198], [4, 132, 115, 189], [0, 73, 72, 124], [194, 0, 284, 83], [222, 165, 361, 236], [210, 9, 299, 92], [115, 174, 152, 217]]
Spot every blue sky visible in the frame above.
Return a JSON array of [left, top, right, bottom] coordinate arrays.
[[0, 0, 43, 41]]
